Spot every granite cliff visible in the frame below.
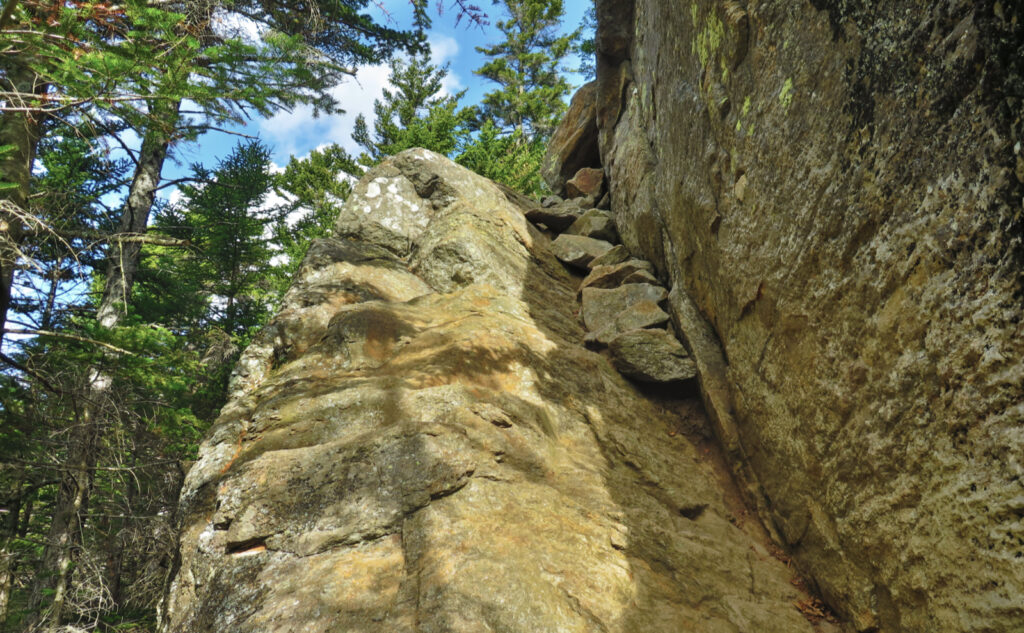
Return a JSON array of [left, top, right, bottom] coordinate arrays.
[[160, 150, 836, 632], [590, 0, 1023, 631]]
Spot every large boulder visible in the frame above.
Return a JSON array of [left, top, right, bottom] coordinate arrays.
[[597, 1, 1024, 631], [583, 300, 670, 347], [581, 259, 657, 291], [161, 149, 831, 633], [541, 81, 601, 194], [565, 166, 606, 202], [580, 283, 668, 332]]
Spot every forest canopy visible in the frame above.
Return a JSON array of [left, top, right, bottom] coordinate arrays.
[[0, 0, 593, 631]]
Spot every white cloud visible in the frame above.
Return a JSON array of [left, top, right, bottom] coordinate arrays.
[[259, 63, 392, 157], [258, 30, 464, 159], [211, 9, 266, 43], [428, 34, 459, 65]]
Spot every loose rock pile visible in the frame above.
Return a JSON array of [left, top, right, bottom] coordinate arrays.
[[529, 150, 696, 386]]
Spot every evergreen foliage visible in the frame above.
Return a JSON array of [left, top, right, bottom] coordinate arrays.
[[151, 141, 279, 342], [271, 144, 358, 286], [473, 0, 578, 139], [352, 51, 474, 164]]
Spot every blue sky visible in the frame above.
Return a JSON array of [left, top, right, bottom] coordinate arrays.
[[168, 0, 593, 180]]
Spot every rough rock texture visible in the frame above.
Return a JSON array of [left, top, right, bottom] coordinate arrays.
[[161, 149, 830, 633], [549, 233, 614, 269], [589, 244, 634, 268], [524, 198, 585, 232], [581, 260, 657, 291], [580, 283, 668, 333], [608, 328, 698, 384], [565, 167, 606, 201], [583, 300, 669, 347], [541, 81, 600, 194], [595, 1, 1024, 631], [566, 208, 618, 243]]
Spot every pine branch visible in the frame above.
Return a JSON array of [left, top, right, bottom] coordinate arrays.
[[3, 329, 139, 356]]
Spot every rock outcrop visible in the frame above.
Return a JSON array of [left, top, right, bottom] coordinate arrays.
[[161, 150, 834, 632], [593, 1, 1024, 631]]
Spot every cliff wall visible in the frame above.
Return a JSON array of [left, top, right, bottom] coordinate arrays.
[[594, 1, 1024, 630]]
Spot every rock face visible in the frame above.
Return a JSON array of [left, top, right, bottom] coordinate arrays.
[[541, 80, 601, 194], [594, 1, 1024, 631], [161, 150, 829, 633]]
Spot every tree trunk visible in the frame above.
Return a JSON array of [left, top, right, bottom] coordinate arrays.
[[96, 99, 181, 328], [0, 57, 45, 348], [39, 256, 62, 330], [24, 406, 100, 633], [24, 100, 181, 633], [0, 545, 11, 628], [0, 482, 19, 628]]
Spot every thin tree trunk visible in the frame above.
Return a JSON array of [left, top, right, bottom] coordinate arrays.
[[39, 256, 62, 331], [96, 99, 181, 329], [24, 406, 99, 633], [24, 99, 181, 633], [0, 544, 12, 628], [0, 57, 44, 349], [0, 480, 20, 627]]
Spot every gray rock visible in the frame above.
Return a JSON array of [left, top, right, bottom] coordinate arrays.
[[580, 283, 668, 332], [598, 1, 1024, 628], [541, 195, 563, 208], [608, 328, 697, 383], [163, 149, 828, 633], [581, 260, 658, 291], [550, 234, 615, 269], [524, 199, 585, 231], [566, 208, 618, 242], [541, 81, 600, 194], [565, 167, 605, 201], [584, 300, 670, 347], [588, 244, 633, 269]]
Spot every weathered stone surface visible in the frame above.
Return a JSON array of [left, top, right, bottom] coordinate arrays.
[[523, 198, 584, 231], [226, 238, 432, 402], [566, 207, 618, 242], [163, 149, 826, 633], [598, 2, 1024, 630], [588, 243, 633, 268], [565, 167, 606, 201], [550, 234, 614, 269], [609, 328, 698, 383], [583, 300, 669, 347], [581, 259, 657, 291], [541, 81, 601, 194], [580, 283, 667, 333], [540, 194, 562, 208]]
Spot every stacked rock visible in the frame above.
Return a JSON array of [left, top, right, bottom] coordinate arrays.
[[526, 79, 698, 386], [520, 180, 696, 385]]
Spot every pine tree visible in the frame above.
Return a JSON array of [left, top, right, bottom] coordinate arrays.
[[271, 144, 359, 291], [456, 120, 548, 195], [168, 141, 279, 342], [352, 51, 473, 165], [473, 0, 578, 139], [576, 1, 598, 80]]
